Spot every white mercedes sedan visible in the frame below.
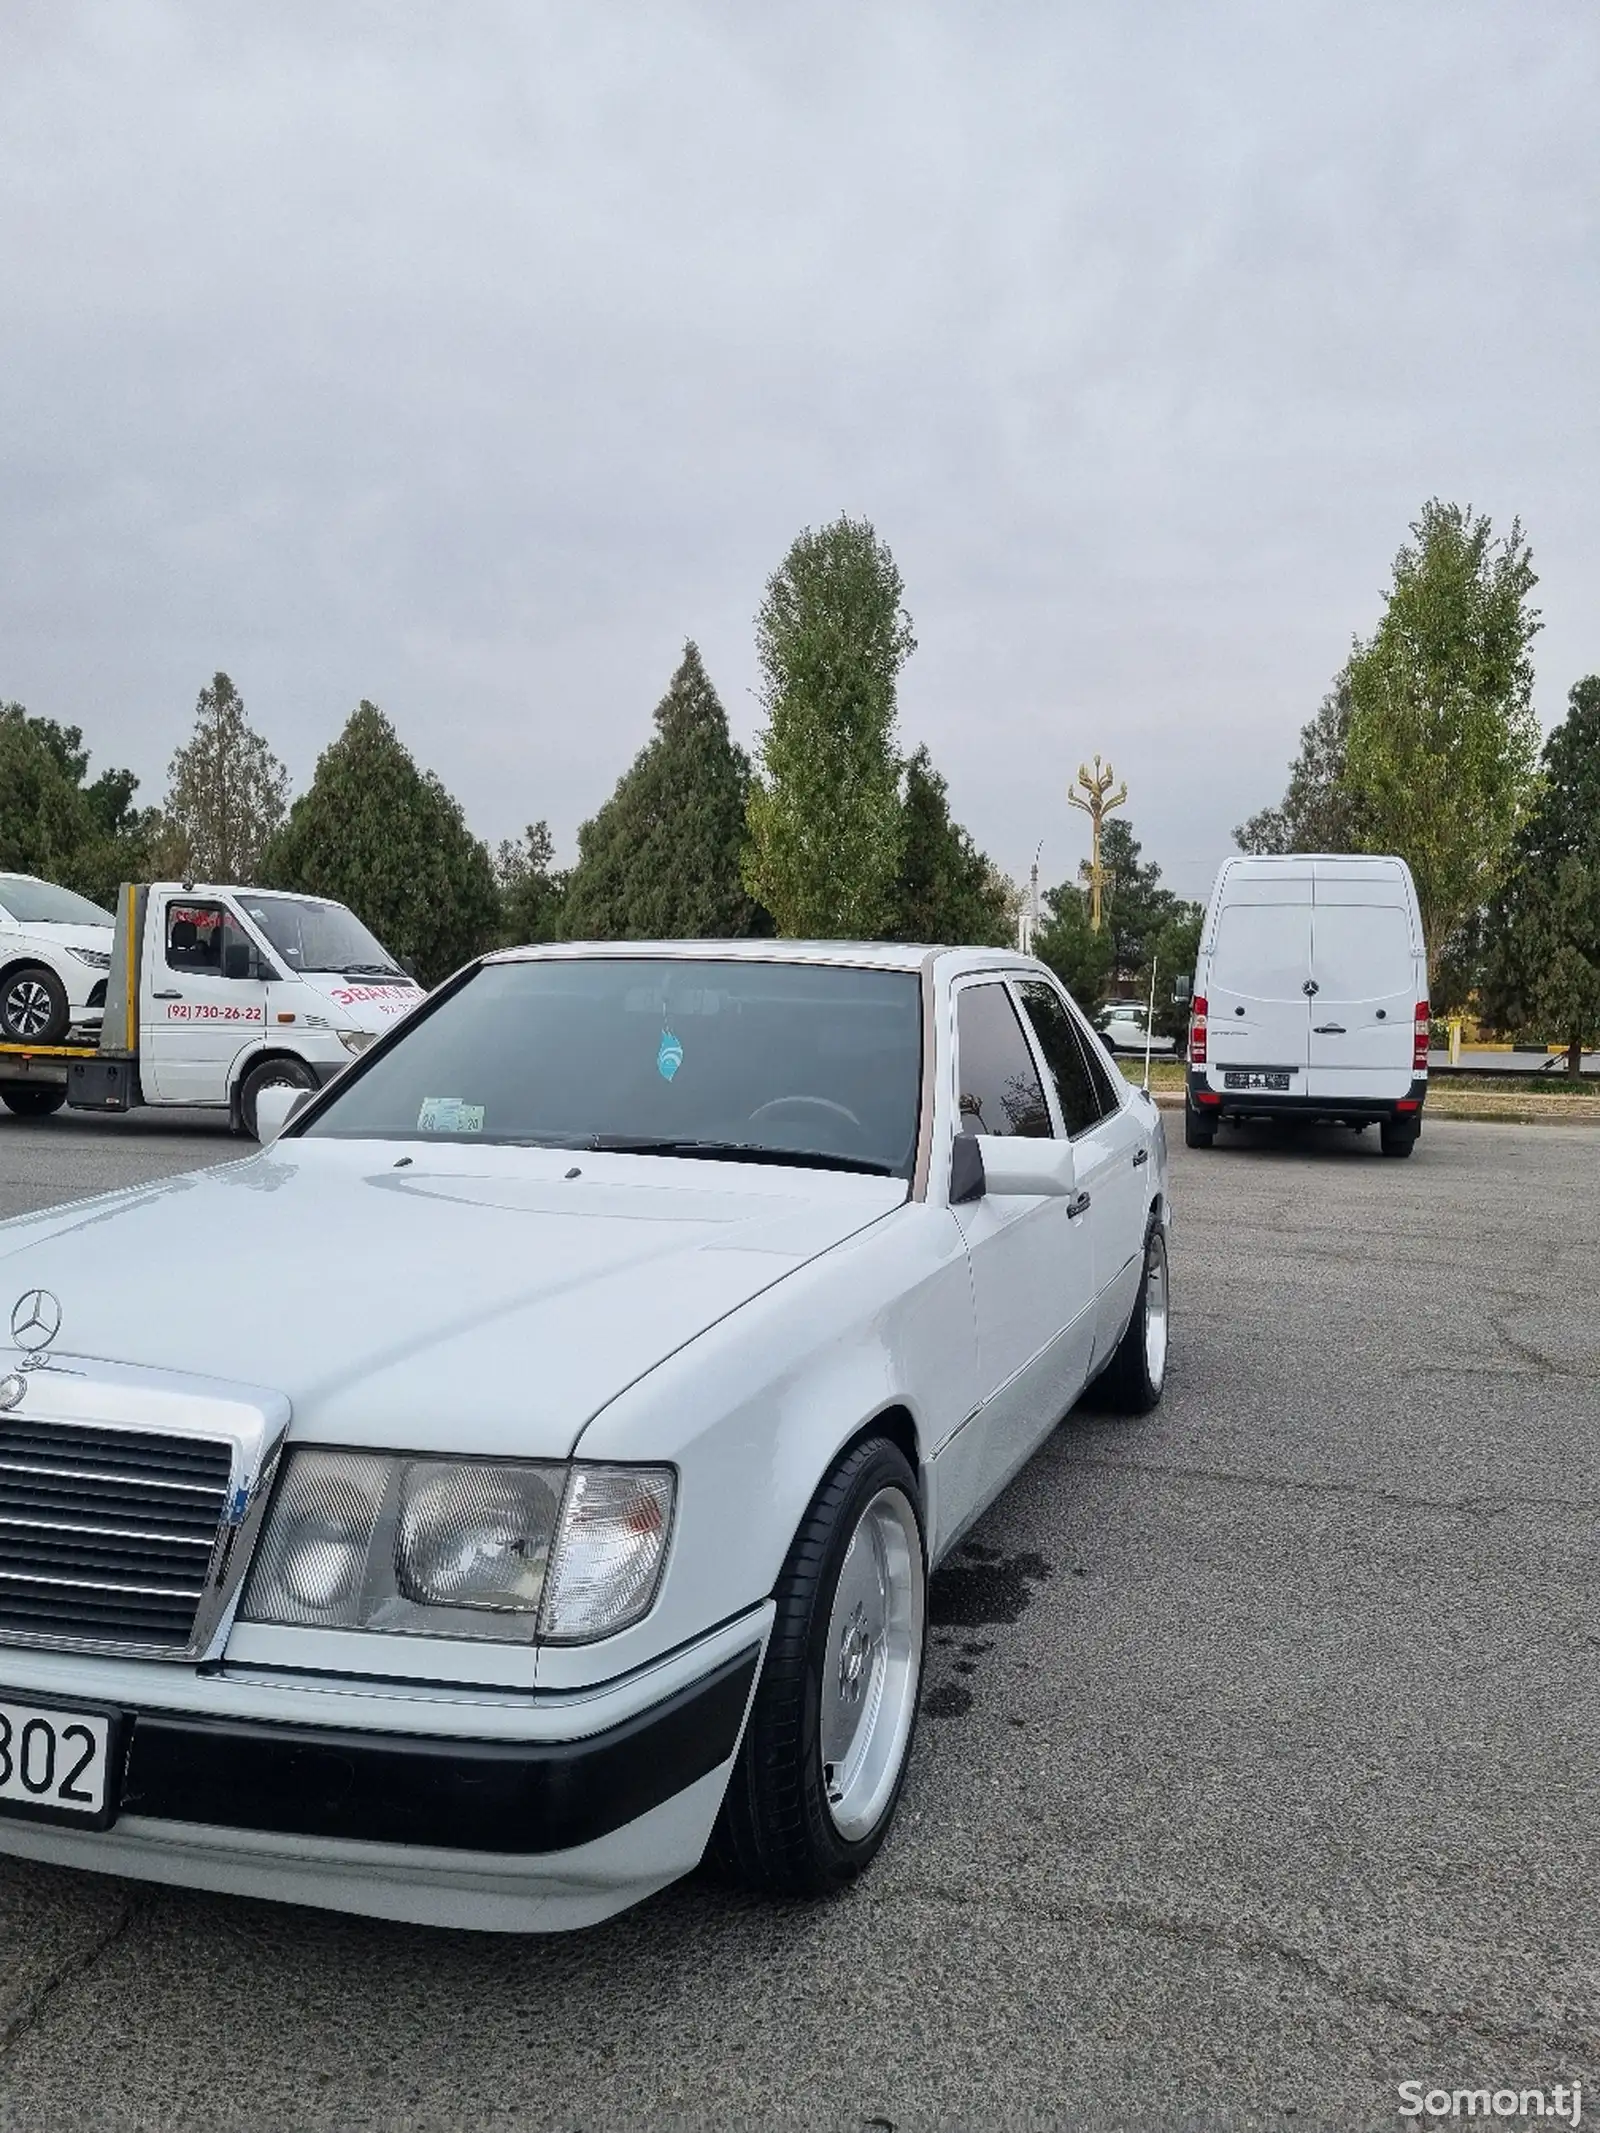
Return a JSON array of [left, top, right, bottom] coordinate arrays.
[[0, 942, 1170, 1932]]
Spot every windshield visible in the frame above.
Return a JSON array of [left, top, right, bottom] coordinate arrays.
[[304, 956, 924, 1176], [236, 894, 401, 977], [0, 879, 114, 927]]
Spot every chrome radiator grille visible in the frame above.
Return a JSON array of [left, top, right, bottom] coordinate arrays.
[[0, 1417, 233, 1649]]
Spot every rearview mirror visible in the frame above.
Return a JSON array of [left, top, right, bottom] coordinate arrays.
[[223, 943, 253, 981], [253, 1083, 311, 1143], [1172, 974, 1192, 1003], [952, 1134, 1076, 1201]]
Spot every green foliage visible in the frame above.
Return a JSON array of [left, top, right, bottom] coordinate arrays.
[[1343, 500, 1542, 966], [1034, 880, 1115, 1012], [1235, 668, 1374, 855], [563, 643, 766, 941], [0, 702, 159, 906], [494, 820, 567, 947], [1137, 906, 1205, 1039], [165, 672, 289, 882], [1480, 675, 1600, 1074], [886, 747, 1012, 946], [744, 517, 913, 937], [1096, 817, 1186, 983], [261, 701, 501, 986]]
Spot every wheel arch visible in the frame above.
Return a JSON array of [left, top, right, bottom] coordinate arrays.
[[227, 1044, 320, 1129]]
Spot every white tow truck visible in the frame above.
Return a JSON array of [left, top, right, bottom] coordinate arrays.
[[0, 883, 424, 1137]]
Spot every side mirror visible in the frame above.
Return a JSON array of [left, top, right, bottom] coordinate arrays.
[[1172, 974, 1192, 1003], [223, 943, 253, 981], [979, 1136, 1076, 1198], [253, 1083, 311, 1143], [399, 956, 418, 981]]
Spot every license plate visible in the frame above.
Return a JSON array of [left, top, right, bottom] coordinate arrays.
[[0, 1697, 120, 1828], [1224, 1070, 1292, 1091]]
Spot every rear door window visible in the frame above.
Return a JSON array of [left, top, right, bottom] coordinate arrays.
[[1211, 904, 1311, 1001], [1310, 905, 1413, 1000], [955, 983, 1051, 1138]]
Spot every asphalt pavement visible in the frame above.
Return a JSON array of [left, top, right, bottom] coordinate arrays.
[[0, 1110, 1594, 2130]]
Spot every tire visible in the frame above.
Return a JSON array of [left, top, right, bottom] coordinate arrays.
[[0, 1084, 66, 1118], [1183, 1096, 1216, 1148], [1097, 1219, 1171, 1414], [714, 1436, 926, 1898], [0, 966, 68, 1045], [239, 1057, 317, 1142], [1380, 1121, 1417, 1159]]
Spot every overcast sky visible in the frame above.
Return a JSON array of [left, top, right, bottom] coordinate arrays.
[[3, 2, 1596, 904]]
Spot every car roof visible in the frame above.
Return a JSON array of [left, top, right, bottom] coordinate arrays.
[[488, 939, 1049, 979]]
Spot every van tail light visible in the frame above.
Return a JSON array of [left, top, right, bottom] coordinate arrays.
[[1189, 994, 1208, 1066], [1413, 1000, 1430, 1074]]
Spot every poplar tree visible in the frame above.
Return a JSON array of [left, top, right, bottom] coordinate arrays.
[[744, 517, 913, 937]]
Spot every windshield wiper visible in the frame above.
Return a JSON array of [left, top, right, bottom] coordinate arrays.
[[339, 962, 404, 978], [583, 1135, 894, 1177]]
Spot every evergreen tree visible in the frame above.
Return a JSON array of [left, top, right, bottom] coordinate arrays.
[[1034, 880, 1115, 1012], [261, 702, 500, 986], [495, 820, 567, 946], [744, 517, 912, 936], [563, 643, 766, 940], [886, 747, 1012, 945], [1480, 675, 1600, 1077], [1096, 817, 1183, 984], [1343, 501, 1542, 965], [165, 672, 289, 881], [1235, 668, 1373, 855], [0, 702, 158, 905]]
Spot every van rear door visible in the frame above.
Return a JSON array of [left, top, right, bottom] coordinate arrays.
[[1306, 874, 1418, 1099], [1205, 880, 1312, 1089]]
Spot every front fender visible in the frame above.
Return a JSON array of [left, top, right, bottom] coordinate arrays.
[[536, 1203, 977, 1690]]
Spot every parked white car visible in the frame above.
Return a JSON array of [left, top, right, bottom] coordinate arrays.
[[0, 875, 115, 1043], [1094, 1001, 1177, 1055], [0, 941, 1170, 1931]]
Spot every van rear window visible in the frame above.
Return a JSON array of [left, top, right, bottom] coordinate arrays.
[[1310, 905, 1414, 1000], [1211, 905, 1311, 1001]]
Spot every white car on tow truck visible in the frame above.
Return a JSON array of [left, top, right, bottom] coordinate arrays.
[[0, 882, 422, 1134], [0, 941, 1170, 1931]]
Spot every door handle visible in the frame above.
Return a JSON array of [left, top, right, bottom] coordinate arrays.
[[1313, 1023, 1346, 1035], [1132, 1147, 1149, 1167], [1067, 1190, 1091, 1218], [152, 989, 182, 1000]]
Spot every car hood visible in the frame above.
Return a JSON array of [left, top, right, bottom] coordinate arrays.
[[291, 973, 427, 1032], [14, 922, 113, 954], [0, 1141, 906, 1459]]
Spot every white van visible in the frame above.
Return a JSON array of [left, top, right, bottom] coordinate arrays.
[[1185, 855, 1429, 1157]]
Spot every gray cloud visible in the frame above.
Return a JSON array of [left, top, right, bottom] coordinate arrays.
[[3, 0, 1596, 905]]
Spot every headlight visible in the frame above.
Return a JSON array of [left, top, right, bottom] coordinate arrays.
[[337, 1029, 376, 1054], [68, 948, 112, 970], [240, 1451, 674, 1643]]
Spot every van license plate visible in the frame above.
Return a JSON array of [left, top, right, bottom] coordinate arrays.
[[1224, 1071, 1292, 1091], [0, 1698, 119, 1827]]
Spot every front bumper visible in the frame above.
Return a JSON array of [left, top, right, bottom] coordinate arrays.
[[1188, 1071, 1427, 1127], [0, 1606, 770, 1932]]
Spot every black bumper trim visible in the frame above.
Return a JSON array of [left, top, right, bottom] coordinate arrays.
[[1188, 1073, 1427, 1124], [120, 1645, 760, 1855]]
